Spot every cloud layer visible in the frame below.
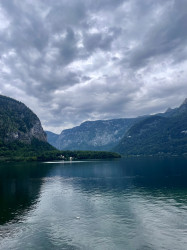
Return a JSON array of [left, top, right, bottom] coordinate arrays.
[[0, 0, 187, 132]]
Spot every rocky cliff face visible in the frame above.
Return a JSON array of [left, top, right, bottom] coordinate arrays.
[[0, 95, 46, 144], [46, 118, 142, 151]]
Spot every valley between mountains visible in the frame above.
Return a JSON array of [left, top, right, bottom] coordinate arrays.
[[46, 98, 187, 156]]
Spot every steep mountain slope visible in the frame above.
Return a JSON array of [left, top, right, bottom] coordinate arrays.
[[114, 99, 187, 156], [46, 131, 59, 146], [0, 95, 54, 159], [47, 118, 143, 151], [0, 95, 46, 143]]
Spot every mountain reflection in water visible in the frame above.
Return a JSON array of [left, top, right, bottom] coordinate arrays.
[[0, 158, 187, 250]]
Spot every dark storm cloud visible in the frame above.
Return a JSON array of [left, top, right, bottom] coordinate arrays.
[[128, 0, 187, 68], [0, 0, 186, 132]]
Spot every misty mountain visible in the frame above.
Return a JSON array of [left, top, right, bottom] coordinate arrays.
[[45, 131, 59, 146], [46, 118, 143, 151]]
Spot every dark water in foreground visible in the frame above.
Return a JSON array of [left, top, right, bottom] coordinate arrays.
[[0, 158, 187, 250]]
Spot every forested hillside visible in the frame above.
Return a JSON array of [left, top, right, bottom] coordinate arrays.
[[114, 99, 187, 156]]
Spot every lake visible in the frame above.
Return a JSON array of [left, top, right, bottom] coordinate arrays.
[[0, 158, 187, 250]]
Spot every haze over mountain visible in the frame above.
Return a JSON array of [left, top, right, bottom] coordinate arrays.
[[46, 117, 143, 151]]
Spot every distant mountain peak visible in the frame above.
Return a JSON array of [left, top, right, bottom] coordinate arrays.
[[182, 98, 187, 105], [165, 107, 172, 113]]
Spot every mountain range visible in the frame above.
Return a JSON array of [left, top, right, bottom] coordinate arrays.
[[114, 99, 187, 156], [0, 94, 120, 161], [46, 99, 187, 156], [46, 117, 144, 151], [1, 93, 186, 158]]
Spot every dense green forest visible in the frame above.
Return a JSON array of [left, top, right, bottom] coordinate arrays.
[[0, 139, 121, 162], [114, 111, 187, 156]]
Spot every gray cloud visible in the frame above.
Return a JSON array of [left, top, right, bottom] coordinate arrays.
[[0, 0, 186, 133], [83, 27, 121, 52], [124, 0, 187, 68]]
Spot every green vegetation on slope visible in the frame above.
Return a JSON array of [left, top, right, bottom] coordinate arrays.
[[0, 95, 37, 138], [114, 111, 187, 156], [0, 94, 46, 143], [0, 138, 55, 161], [0, 139, 121, 162]]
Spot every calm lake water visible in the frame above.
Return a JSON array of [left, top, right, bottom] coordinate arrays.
[[0, 158, 187, 250]]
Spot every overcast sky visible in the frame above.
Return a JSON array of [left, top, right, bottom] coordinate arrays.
[[0, 0, 187, 133]]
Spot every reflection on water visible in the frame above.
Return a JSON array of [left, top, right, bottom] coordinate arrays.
[[0, 158, 187, 249], [0, 162, 50, 225]]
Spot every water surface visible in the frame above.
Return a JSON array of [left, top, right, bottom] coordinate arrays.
[[0, 158, 187, 249]]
